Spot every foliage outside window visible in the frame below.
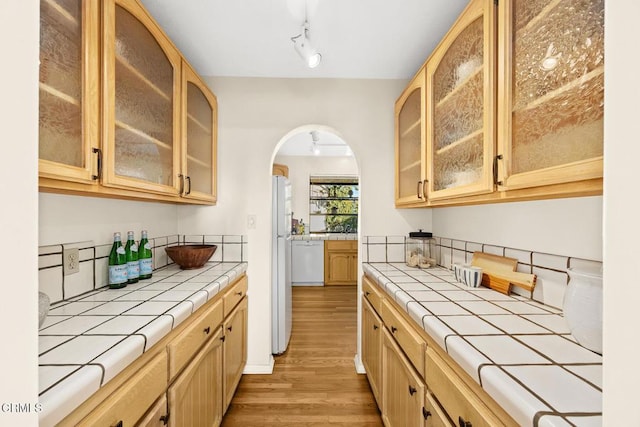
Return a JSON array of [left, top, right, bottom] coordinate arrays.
[[309, 176, 359, 233]]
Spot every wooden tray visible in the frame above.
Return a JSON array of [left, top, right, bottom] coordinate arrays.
[[471, 252, 536, 295]]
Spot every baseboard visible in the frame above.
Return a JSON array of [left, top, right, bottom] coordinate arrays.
[[292, 282, 324, 287], [353, 353, 366, 374], [243, 355, 275, 374]]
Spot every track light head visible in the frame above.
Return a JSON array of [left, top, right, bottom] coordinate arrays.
[[291, 21, 322, 68]]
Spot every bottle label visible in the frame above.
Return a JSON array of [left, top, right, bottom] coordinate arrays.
[[116, 246, 125, 255], [109, 264, 128, 285], [140, 258, 153, 275], [144, 242, 151, 250], [127, 261, 140, 279], [130, 243, 138, 252]]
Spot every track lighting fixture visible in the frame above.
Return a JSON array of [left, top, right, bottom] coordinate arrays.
[[291, 21, 322, 68]]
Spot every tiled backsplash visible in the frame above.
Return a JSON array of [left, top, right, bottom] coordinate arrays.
[[39, 235, 248, 304], [361, 236, 602, 309]]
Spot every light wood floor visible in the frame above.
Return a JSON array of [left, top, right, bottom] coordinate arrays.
[[221, 286, 383, 426]]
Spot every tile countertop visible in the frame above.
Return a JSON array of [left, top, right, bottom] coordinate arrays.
[[38, 261, 247, 427], [291, 233, 357, 241], [363, 263, 602, 427]]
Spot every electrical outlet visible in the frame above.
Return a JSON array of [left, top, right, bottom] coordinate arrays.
[[63, 248, 80, 276], [247, 214, 256, 229]]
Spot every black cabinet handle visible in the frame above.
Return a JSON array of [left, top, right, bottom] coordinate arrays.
[[186, 176, 192, 195], [236, 291, 243, 296], [92, 148, 102, 180], [391, 326, 398, 333], [373, 325, 379, 330], [422, 179, 428, 199], [159, 413, 170, 425], [365, 291, 370, 296], [408, 385, 417, 395], [493, 154, 503, 186], [221, 336, 226, 342], [112, 421, 123, 427], [423, 408, 431, 419], [417, 181, 423, 199], [204, 326, 210, 335], [459, 416, 472, 427], [227, 326, 233, 332]]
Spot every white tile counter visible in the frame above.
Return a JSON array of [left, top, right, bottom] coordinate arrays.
[[38, 261, 247, 427], [291, 233, 357, 241], [363, 262, 602, 427]]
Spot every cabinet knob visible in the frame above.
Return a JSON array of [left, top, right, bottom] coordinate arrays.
[[236, 291, 243, 296], [227, 326, 233, 332], [159, 413, 170, 425], [365, 291, 370, 296], [112, 421, 123, 427], [373, 325, 379, 330], [458, 416, 472, 427], [204, 326, 211, 335], [423, 408, 432, 419], [221, 336, 226, 342], [408, 385, 417, 395], [391, 326, 398, 333]]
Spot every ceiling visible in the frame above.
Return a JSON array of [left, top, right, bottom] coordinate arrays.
[[139, 0, 468, 79]]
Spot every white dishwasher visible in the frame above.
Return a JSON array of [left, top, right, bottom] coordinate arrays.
[[291, 240, 324, 286]]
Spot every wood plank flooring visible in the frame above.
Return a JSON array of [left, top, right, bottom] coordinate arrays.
[[221, 286, 383, 426]]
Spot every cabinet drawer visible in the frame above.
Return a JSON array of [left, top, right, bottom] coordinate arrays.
[[79, 352, 167, 426], [363, 276, 383, 313], [381, 299, 425, 376], [425, 347, 504, 427], [325, 240, 357, 251], [223, 276, 248, 317], [424, 391, 454, 427], [167, 299, 223, 378]]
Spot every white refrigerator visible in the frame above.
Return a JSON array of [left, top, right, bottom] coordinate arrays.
[[271, 175, 292, 354]]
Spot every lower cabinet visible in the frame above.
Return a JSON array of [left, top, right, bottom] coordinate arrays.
[[168, 327, 224, 427], [362, 298, 383, 408], [223, 296, 248, 412], [137, 394, 169, 427], [324, 240, 358, 285], [381, 328, 425, 427]]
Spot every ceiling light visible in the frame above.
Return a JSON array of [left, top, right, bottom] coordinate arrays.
[[310, 131, 321, 155], [291, 21, 322, 68]]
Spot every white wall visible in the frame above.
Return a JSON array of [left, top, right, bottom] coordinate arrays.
[[39, 193, 179, 246], [0, 1, 39, 425], [432, 196, 603, 260], [273, 155, 358, 228], [177, 77, 432, 371]]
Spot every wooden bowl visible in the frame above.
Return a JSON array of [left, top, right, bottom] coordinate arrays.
[[165, 244, 217, 269]]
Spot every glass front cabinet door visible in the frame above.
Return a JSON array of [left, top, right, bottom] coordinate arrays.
[[496, 0, 604, 190], [181, 60, 217, 203], [102, 0, 182, 196], [426, 0, 496, 201], [395, 68, 427, 207], [39, 0, 100, 184]]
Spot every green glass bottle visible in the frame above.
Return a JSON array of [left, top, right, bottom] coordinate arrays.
[[108, 232, 128, 289], [138, 230, 153, 280], [125, 231, 139, 284]]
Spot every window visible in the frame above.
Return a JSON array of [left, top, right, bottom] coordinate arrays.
[[309, 176, 358, 233]]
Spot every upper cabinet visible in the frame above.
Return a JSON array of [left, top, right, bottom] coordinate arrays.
[[39, 0, 100, 184], [426, 0, 495, 201], [496, 0, 604, 190], [102, 0, 182, 196], [395, 0, 604, 207], [395, 68, 427, 206], [38, 0, 218, 205], [181, 60, 218, 203]]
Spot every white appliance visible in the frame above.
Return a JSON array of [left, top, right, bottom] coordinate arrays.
[[271, 175, 293, 355], [292, 240, 324, 286]]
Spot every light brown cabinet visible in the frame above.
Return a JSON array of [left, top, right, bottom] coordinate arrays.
[[223, 296, 248, 412], [395, 0, 603, 207], [382, 328, 425, 427], [395, 68, 428, 206], [324, 240, 358, 285], [168, 327, 224, 427], [60, 274, 248, 426], [426, 0, 495, 201], [39, 0, 217, 205], [362, 298, 383, 408], [38, 0, 100, 185]]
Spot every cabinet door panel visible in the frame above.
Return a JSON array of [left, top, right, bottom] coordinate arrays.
[[168, 328, 224, 427], [498, 0, 604, 189], [39, 0, 99, 183], [427, 0, 495, 201], [102, 0, 181, 195], [182, 61, 217, 203], [362, 298, 383, 409], [223, 297, 248, 412]]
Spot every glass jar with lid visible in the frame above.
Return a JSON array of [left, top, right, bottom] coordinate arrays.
[[405, 231, 436, 268]]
